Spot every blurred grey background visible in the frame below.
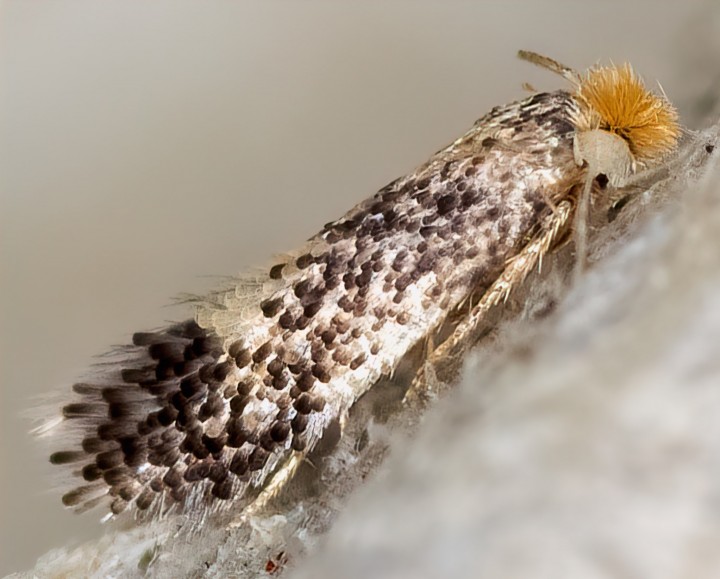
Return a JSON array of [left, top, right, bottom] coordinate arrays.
[[0, 1, 716, 575]]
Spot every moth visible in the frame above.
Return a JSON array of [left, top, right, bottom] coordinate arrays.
[[42, 51, 679, 520]]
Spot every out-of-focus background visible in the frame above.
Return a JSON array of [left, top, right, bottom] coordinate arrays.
[[0, 1, 717, 575]]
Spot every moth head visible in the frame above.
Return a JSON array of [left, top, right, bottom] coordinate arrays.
[[572, 128, 635, 187], [571, 63, 680, 183], [518, 51, 681, 186]]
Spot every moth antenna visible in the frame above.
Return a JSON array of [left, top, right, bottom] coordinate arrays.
[[517, 50, 579, 83]]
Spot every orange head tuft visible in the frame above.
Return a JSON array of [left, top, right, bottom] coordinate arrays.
[[573, 63, 680, 165]]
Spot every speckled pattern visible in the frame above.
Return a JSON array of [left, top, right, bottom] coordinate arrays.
[[51, 90, 584, 517]]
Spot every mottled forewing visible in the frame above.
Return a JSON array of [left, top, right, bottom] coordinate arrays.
[[52, 90, 582, 517]]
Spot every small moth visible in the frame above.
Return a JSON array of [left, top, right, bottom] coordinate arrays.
[[42, 51, 679, 520]]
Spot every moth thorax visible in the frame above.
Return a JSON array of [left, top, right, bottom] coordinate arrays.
[[573, 129, 635, 187]]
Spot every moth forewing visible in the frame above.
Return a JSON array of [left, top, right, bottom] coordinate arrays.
[[44, 52, 680, 523]]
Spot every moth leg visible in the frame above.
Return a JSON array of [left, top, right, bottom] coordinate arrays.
[[229, 451, 305, 527], [572, 170, 594, 280], [403, 333, 440, 407], [609, 150, 691, 214], [409, 199, 574, 395]]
